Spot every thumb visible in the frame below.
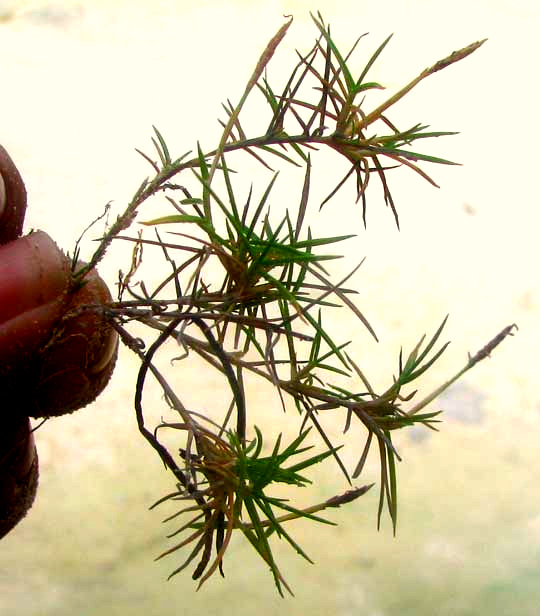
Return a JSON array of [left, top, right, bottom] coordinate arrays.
[[0, 231, 71, 370]]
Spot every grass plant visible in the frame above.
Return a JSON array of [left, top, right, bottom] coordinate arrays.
[[72, 13, 514, 595]]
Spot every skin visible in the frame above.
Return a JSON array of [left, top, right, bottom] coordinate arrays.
[[0, 145, 27, 245], [0, 145, 117, 538], [0, 231, 71, 371]]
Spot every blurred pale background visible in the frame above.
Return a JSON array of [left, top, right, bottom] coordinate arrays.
[[0, 1, 539, 614]]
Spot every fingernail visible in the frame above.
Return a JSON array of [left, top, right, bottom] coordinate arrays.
[[0, 173, 6, 220]]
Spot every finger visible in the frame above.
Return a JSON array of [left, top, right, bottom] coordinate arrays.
[[0, 231, 71, 369], [0, 230, 70, 324], [0, 145, 27, 245], [29, 265, 119, 417], [0, 416, 39, 540]]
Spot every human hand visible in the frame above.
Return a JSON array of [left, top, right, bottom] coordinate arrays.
[[0, 145, 118, 539]]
